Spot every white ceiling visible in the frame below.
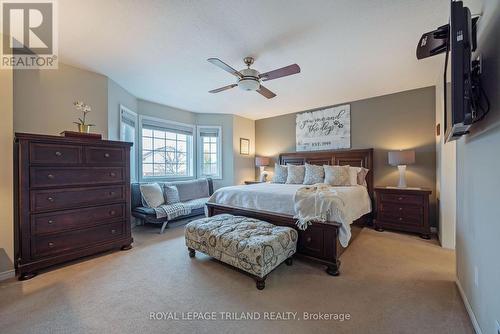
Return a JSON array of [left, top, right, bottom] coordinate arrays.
[[58, 0, 481, 120]]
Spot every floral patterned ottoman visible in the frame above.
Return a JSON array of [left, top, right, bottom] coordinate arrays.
[[185, 214, 298, 290]]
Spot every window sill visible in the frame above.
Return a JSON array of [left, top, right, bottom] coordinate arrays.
[[141, 176, 195, 182], [201, 175, 222, 180]]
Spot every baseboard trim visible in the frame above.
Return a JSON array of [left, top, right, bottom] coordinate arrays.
[[0, 269, 15, 281], [456, 278, 482, 334]]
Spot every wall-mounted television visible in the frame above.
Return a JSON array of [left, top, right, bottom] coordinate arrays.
[[416, 1, 488, 143], [444, 1, 474, 142]]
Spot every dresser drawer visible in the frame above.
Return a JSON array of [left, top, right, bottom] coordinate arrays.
[[30, 143, 82, 164], [298, 225, 324, 258], [31, 185, 125, 212], [379, 203, 423, 218], [379, 213, 423, 226], [32, 203, 126, 235], [85, 147, 125, 164], [32, 221, 124, 258], [30, 167, 124, 188], [379, 193, 423, 205]]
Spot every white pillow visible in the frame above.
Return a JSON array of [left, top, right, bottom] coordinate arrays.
[[324, 165, 351, 186], [303, 163, 325, 185], [272, 163, 288, 183], [139, 183, 165, 208], [286, 165, 305, 184], [348, 167, 361, 186]]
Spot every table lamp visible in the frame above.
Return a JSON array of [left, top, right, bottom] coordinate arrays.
[[255, 157, 270, 182], [388, 150, 415, 188]]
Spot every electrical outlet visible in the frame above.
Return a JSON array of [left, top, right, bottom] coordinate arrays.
[[474, 266, 479, 288]]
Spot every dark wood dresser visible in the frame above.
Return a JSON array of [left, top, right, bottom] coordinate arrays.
[[374, 187, 432, 239], [15, 133, 133, 280]]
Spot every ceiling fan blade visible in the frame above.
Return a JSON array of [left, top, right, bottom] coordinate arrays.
[[207, 58, 243, 78], [259, 64, 301, 82], [209, 84, 237, 93], [256, 85, 276, 99]]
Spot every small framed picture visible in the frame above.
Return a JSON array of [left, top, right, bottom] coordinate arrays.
[[240, 138, 250, 155]]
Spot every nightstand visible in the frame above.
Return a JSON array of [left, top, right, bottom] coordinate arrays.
[[374, 187, 432, 239], [244, 181, 264, 185]]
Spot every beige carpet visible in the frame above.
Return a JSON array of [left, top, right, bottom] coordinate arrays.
[[0, 222, 473, 334]]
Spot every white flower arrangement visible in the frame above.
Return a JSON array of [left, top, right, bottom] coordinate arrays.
[[73, 101, 95, 127]]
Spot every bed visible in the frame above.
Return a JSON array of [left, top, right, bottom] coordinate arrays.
[[206, 148, 374, 276]]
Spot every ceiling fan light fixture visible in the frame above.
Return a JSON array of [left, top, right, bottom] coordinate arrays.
[[238, 78, 260, 91]]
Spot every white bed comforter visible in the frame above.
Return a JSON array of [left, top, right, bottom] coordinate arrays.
[[207, 183, 372, 246]]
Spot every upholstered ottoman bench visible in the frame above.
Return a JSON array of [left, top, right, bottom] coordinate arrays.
[[185, 214, 298, 290]]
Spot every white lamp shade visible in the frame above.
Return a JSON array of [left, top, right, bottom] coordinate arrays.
[[388, 150, 415, 166]]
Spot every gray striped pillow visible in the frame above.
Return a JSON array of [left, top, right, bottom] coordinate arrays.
[[164, 185, 180, 205]]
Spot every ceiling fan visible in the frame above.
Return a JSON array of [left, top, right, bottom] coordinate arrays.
[[207, 57, 300, 99]]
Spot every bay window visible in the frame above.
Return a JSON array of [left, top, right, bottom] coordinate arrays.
[[198, 126, 222, 179], [140, 116, 194, 179]]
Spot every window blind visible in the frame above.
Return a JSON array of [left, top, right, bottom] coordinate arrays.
[[121, 115, 136, 127], [199, 127, 220, 137], [142, 119, 194, 136]]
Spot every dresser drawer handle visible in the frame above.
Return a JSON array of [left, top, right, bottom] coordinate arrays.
[[399, 217, 403, 221], [48, 220, 55, 225], [55, 151, 62, 157], [48, 242, 55, 248], [111, 229, 117, 234], [104, 153, 110, 158], [109, 172, 116, 177], [398, 197, 403, 201], [306, 236, 312, 243], [109, 210, 116, 216], [47, 174, 55, 179], [399, 207, 403, 211], [47, 197, 55, 202], [108, 191, 116, 196]]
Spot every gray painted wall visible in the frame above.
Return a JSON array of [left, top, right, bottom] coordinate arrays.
[[256, 87, 437, 225], [455, 0, 500, 332], [0, 45, 14, 276], [137, 99, 197, 125], [233, 115, 256, 185], [13, 63, 109, 137], [108, 78, 138, 141]]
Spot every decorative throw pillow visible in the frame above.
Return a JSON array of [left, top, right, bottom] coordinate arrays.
[[139, 183, 165, 208], [164, 185, 180, 204], [271, 163, 288, 183], [348, 167, 361, 186], [357, 167, 370, 187], [324, 165, 351, 186], [286, 164, 306, 184], [303, 163, 325, 185]]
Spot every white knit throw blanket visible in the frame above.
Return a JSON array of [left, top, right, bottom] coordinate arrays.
[[293, 184, 351, 247]]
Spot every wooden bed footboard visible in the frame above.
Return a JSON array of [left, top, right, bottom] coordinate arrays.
[[206, 202, 370, 276]]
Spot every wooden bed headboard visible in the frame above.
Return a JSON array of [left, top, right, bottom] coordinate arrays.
[[279, 148, 374, 198]]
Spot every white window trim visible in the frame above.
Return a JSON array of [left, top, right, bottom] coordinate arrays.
[[119, 105, 138, 182], [139, 115, 196, 182], [197, 125, 222, 180]]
